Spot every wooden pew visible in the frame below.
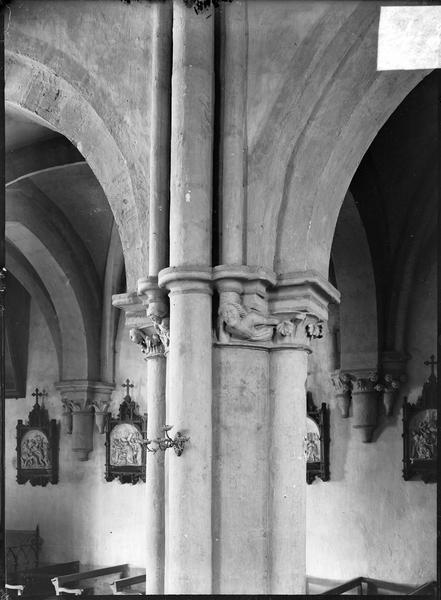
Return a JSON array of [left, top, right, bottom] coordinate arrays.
[[6, 526, 41, 574], [6, 560, 80, 597], [4, 583, 24, 596], [6, 526, 42, 596], [109, 574, 146, 595], [51, 563, 128, 596]]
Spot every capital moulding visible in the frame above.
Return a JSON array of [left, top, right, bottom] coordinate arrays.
[[158, 265, 213, 294], [129, 325, 168, 359], [213, 264, 277, 286], [217, 294, 323, 348], [330, 368, 403, 442], [55, 380, 114, 460], [269, 270, 341, 322], [112, 290, 152, 330]]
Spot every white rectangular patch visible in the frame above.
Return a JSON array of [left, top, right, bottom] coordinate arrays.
[[378, 6, 441, 70]]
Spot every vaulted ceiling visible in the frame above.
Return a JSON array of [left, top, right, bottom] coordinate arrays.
[[5, 104, 125, 396], [335, 70, 437, 361]]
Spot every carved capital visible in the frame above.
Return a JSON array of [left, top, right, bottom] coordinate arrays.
[[331, 370, 352, 418], [114, 283, 169, 358], [55, 380, 114, 459], [55, 380, 114, 411], [273, 312, 324, 347], [129, 326, 167, 358], [331, 371, 353, 394], [218, 300, 279, 343], [214, 264, 276, 315], [354, 371, 380, 393]]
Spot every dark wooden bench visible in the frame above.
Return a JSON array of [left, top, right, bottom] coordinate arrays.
[[321, 576, 437, 596], [14, 561, 80, 597], [6, 526, 41, 595], [109, 573, 146, 595], [51, 563, 128, 596]]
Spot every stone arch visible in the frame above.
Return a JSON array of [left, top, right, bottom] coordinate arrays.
[[331, 191, 378, 372], [6, 185, 101, 380], [6, 222, 89, 380], [244, 2, 431, 279], [5, 241, 63, 378], [5, 50, 145, 289], [388, 180, 437, 356], [100, 222, 125, 384]]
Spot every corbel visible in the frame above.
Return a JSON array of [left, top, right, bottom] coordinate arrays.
[[56, 380, 114, 460], [114, 282, 169, 360]]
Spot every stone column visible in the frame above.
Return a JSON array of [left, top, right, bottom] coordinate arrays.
[[268, 337, 310, 593], [268, 272, 340, 594], [113, 288, 169, 594], [159, 269, 213, 594], [219, 0, 248, 265], [158, 1, 214, 593], [213, 266, 276, 594], [137, 280, 168, 595]]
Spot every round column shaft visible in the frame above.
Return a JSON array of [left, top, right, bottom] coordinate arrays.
[[220, 1, 247, 265], [145, 354, 166, 594], [163, 0, 214, 593], [269, 347, 308, 594], [169, 0, 214, 266], [163, 278, 212, 593]]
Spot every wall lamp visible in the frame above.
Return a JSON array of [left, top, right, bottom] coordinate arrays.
[[153, 425, 190, 456], [141, 417, 158, 454]]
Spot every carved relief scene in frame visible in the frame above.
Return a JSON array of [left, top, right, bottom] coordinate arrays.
[[105, 380, 147, 485], [305, 393, 330, 485], [403, 356, 437, 484], [16, 388, 58, 487]]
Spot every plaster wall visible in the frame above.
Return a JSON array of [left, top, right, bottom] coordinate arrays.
[[6, 303, 148, 570], [306, 254, 436, 585]]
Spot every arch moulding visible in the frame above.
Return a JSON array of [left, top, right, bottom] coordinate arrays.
[[5, 50, 144, 289]]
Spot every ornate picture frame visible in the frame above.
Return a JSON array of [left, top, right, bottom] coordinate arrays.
[[16, 389, 58, 487], [305, 393, 330, 484], [403, 356, 437, 484], [105, 382, 146, 485]]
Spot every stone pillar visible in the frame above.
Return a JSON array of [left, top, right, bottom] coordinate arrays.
[[158, 0, 214, 593], [137, 280, 168, 595], [212, 265, 276, 594], [159, 269, 213, 594], [219, 0, 248, 265], [268, 272, 340, 594], [143, 351, 166, 591], [114, 287, 169, 594], [268, 347, 307, 592], [212, 267, 340, 593]]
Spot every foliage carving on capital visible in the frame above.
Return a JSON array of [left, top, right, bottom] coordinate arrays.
[[355, 371, 379, 393], [129, 327, 164, 359], [331, 371, 352, 418], [147, 304, 170, 353], [274, 312, 325, 346], [306, 320, 324, 340]]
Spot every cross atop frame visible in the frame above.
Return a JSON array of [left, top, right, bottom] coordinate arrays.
[[424, 355, 437, 378], [122, 379, 134, 399], [32, 387, 47, 406]]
